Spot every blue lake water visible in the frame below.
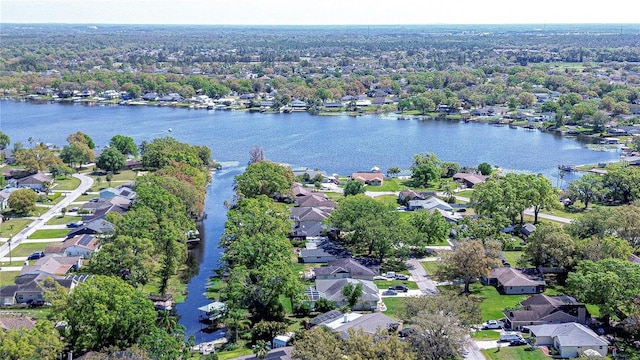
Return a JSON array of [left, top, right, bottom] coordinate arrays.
[[0, 99, 623, 341]]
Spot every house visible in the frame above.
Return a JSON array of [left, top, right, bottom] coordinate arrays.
[[142, 92, 159, 101], [0, 273, 79, 306], [484, 267, 545, 294], [333, 312, 400, 337], [44, 234, 99, 258], [351, 171, 384, 186], [16, 171, 53, 191], [452, 173, 487, 188], [314, 258, 377, 280], [0, 188, 19, 210], [295, 193, 337, 209], [522, 223, 537, 237], [398, 189, 424, 205], [312, 278, 380, 311], [99, 186, 136, 200], [0, 315, 37, 331], [66, 216, 114, 239], [299, 238, 350, 263], [503, 294, 590, 330], [290, 99, 307, 111], [290, 206, 332, 238], [407, 196, 454, 212], [20, 254, 83, 276], [528, 323, 609, 358], [82, 197, 131, 219]]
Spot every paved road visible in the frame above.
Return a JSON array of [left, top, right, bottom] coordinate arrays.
[[0, 173, 94, 259], [405, 258, 439, 295]]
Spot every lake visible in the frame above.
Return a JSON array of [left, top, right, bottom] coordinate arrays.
[[0, 99, 622, 341]]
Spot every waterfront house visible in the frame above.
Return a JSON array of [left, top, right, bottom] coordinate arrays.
[[528, 323, 609, 358], [0, 273, 81, 306], [20, 254, 83, 276], [16, 172, 53, 191], [407, 196, 453, 212], [311, 278, 380, 311], [350, 171, 383, 186], [314, 258, 377, 281], [452, 172, 487, 188], [44, 234, 99, 258], [290, 206, 332, 239]]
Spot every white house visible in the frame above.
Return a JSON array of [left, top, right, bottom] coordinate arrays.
[[528, 322, 609, 358]]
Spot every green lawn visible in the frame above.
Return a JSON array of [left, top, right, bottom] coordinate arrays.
[[54, 176, 81, 191], [75, 194, 97, 202], [471, 330, 502, 340], [420, 261, 440, 276], [217, 348, 253, 360], [442, 283, 528, 321], [29, 229, 70, 239], [367, 178, 406, 192], [0, 218, 32, 237], [10, 242, 55, 257], [482, 347, 548, 360], [373, 194, 400, 208], [502, 251, 523, 267], [46, 215, 82, 225], [456, 190, 474, 198], [374, 279, 419, 290], [382, 296, 408, 318], [0, 271, 20, 286]]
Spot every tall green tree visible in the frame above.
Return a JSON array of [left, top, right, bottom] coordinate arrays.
[[109, 134, 139, 156], [8, 188, 38, 215], [0, 321, 65, 360], [343, 179, 366, 196], [567, 259, 640, 326], [341, 282, 364, 310], [523, 222, 575, 269], [406, 210, 450, 247], [567, 173, 604, 209], [233, 160, 294, 199], [436, 239, 501, 293], [96, 147, 126, 173], [13, 143, 62, 171]]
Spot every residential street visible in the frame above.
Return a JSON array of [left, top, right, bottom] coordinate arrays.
[[0, 173, 94, 259], [404, 258, 439, 295]]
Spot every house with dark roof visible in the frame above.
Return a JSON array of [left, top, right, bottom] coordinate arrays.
[[299, 238, 350, 263], [290, 206, 332, 239], [484, 267, 545, 294], [528, 323, 609, 358], [66, 216, 114, 239], [503, 294, 589, 330], [0, 273, 79, 306], [452, 173, 487, 188], [82, 196, 132, 219], [314, 258, 377, 281], [296, 193, 337, 209], [16, 171, 53, 191], [398, 189, 424, 205]]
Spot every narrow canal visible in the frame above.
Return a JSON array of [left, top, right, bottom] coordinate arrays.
[[176, 162, 243, 343]]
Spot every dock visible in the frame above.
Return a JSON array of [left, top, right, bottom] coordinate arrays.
[[192, 338, 227, 355]]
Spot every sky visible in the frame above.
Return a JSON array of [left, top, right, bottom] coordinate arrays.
[[1, 0, 638, 26]]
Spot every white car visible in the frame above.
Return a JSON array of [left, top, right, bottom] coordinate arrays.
[[482, 320, 504, 329]]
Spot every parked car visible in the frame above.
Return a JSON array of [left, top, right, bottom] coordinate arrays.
[[499, 332, 524, 342], [382, 289, 398, 296], [69, 207, 79, 212], [395, 274, 409, 280], [66, 221, 84, 228], [509, 338, 528, 346], [384, 271, 396, 279], [389, 285, 409, 292], [27, 251, 45, 260], [482, 320, 504, 329], [373, 275, 388, 281], [399, 327, 417, 338]]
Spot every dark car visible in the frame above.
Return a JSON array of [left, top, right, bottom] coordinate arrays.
[[66, 221, 84, 228], [389, 285, 409, 292], [382, 289, 397, 296], [27, 251, 45, 260], [510, 338, 528, 346], [399, 327, 417, 338]]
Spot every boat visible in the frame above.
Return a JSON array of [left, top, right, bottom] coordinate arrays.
[[558, 164, 577, 172], [168, 128, 173, 132]]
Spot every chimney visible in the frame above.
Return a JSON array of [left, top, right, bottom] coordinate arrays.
[[577, 307, 587, 324]]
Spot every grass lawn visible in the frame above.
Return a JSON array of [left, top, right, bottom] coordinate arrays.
[[0, 218, 32, 237], [420, 261, 440, 276], [442, 283, 528, 321], [373, 194, 399, 208], [456, 190, 474, 198], [382, 296, 408, 318], [29, 229, 70, 239], [367, 178, 406, 192], [482, 347, 548, 360], [10, 242, 55, 257], [217, 348, 254, 360], [471, 330, 502, 340], [46, 215, 82, 225], [75, 194, 97, 202], [374, 279, 419, 290], [0, 271, 20, 286], [502, 251, 523, 267], [54, 176, 81, 191]]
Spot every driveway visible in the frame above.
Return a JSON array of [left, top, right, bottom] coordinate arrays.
[[405, 258, 439, 295]]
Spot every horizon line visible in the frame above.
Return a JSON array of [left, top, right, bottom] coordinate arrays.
[[3, 22, 639, 26]]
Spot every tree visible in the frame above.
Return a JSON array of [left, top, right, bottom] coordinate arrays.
[[527, 174, 560, 224], [602, 167, 640, 204], [518, 92, 536, 108], [436, 239, 502, 293], [341, 282, 364, 310], [343, 179, 365, 196], [523, 223, 575, 268], [407, 310, 470, 360], [234, 160, 294, 199], [141, 137, 211, 169], [406, 210, 450, 247], [567, 259, 640, 326], [13, 143, 62, 171], [565, 207, 614, 240], [0, 131, 9, 160], [313, 297, 336, 313], [567, 173, 605, 209], [0, 320, 65, 360], [248, 146, 265, 165], [96, 147, 126, 173], [8, 188, 38, 215], [477, 162, 493, 176], [411, 163, 439, 187], [387, 167, 401, 177], [67, 131, 95, 149], [252, 340, 270, 360], [60, 142, 94, 168], [60, 275, 160, 353], [613, 205, 640, 252], [109, 135, 138, 157], [575, 235, 633, 262]]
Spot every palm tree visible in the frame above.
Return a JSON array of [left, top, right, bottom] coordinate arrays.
[[252, 340, 270, 360], [156, 310, 177, 332], [224, 310, 251, 344]]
